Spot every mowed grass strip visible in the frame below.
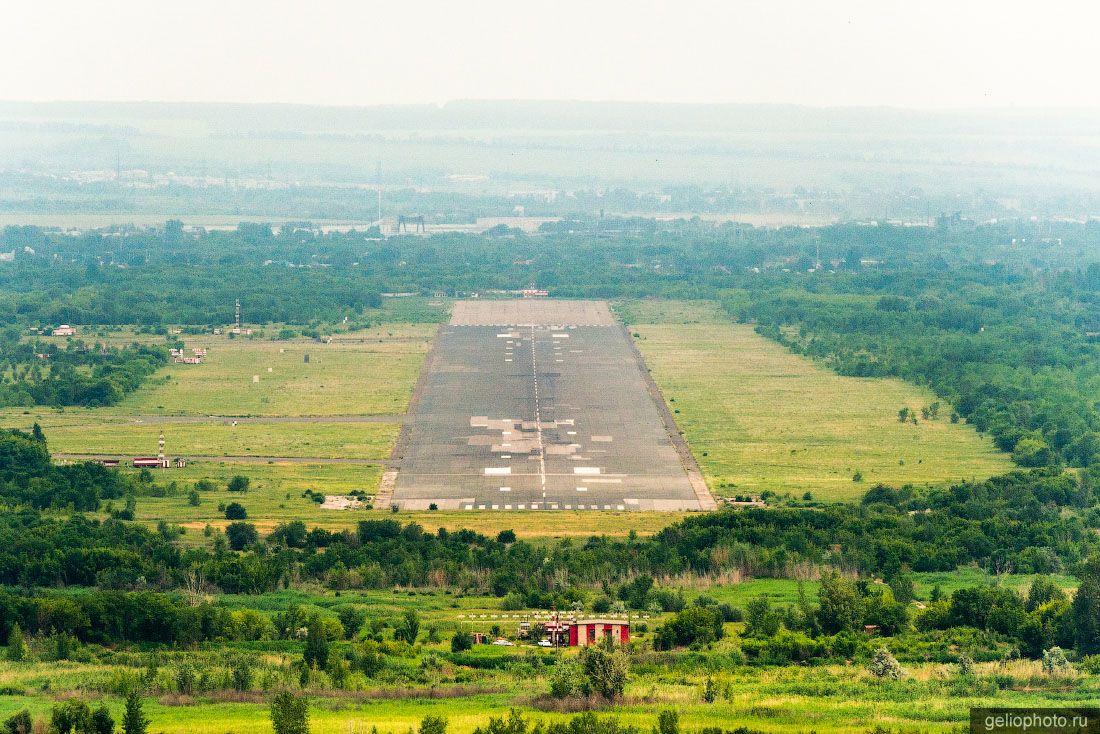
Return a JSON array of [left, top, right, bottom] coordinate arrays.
[[44, 421, 398, 459], [115, 327, 433, 417], [634, 323, 1012, 500]]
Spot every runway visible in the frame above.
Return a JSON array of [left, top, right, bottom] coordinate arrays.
[[390, 300, 707, 511]]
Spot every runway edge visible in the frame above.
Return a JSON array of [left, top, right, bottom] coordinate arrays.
[[620, 324, 718, 511], [377, 322, 444, 510]]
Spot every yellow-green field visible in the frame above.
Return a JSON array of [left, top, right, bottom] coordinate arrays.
[[0, 661, 1088, 734], [632, 312, 1011, 500], [121, 326, 432, 417], [39, 420, 396, 459]]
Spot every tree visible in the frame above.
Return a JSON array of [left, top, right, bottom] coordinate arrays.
[[303, 617, 329, 670], [745, 596, 780, 637], [227, 475, 250, 493], [579, 641, 628, 700], [92, 704, 115, 734], [187, 490, 200, 506], [225, 522, 258, 551], [450, 629, 473, 653], [419, 715, 447, 734], [1027, 576, 1065, 612], [224, 502, 247, 520], [6, 623, 26, 662], [270, 691, 309, 734], [496, 529, 516, 544], [121, 691, 148, 734], [817, 573, 862, 633], [656, 710, 679, 734], [395, 609, 420, 645], [1074, 559, 1100, 655]]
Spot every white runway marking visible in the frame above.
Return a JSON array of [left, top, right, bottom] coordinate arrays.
[[531, 325, 548, 503]]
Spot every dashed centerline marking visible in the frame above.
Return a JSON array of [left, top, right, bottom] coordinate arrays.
[[531, 325, 547, 502]]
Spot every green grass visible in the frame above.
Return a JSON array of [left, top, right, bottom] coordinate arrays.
[[632, 319, 1012, 501], [128, 461, 384, 533], [41, 421, 397, 459], [117, 326, 433, 417], [0, 656, 1094, 734]]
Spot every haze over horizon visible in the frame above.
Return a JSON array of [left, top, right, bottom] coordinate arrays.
[[5, 0, 1100, 110]]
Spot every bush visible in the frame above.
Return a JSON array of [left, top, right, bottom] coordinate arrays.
[[579, 642, 628, 700], [420, 715, 447, 734], [450, 630, 473, 653], [868, 647, 904, 680], [227, 475, 250, 492], [654, 606, 724, 650], [549, 658, 585, 699], [500, 592, 525, 611], [224, 502, 247, 520], [1041, 646, 1071, 676]]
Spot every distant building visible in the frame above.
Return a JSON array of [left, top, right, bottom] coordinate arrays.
[[522, 289, 549, 298], [133, 457, 169, 469], [518, 617, 630, 647], [53, 325, 76, 337]]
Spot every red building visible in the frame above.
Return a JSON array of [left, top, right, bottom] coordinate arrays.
[[567, 619, 630, 647]]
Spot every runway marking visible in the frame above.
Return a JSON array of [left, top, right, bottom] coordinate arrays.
[[574, 467, 601, 475], [485, 467, 511, 475], [576, 487, 588, 492], [531, 325, 548, 503], [499, 487, 512, 492]]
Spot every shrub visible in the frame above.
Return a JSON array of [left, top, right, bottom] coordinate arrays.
[[549, 658, 585, 699], [450, 630, 473, 653], [224, 502, 247, 520], [1041, 646, 1071, 676], [868, 647, 904, 680], [579, 642, 628, 700], [420, 715, 447, 734]]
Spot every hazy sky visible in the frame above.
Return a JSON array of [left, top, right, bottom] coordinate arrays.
[[4, 0, 1100, 108]]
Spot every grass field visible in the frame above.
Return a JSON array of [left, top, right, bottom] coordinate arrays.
[[40, 420, 397, 459], [119, 327, 432, 417], [628, 304, 1012, 501], [3, 665, 1095, 734], [1, 324, 435, 517]]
